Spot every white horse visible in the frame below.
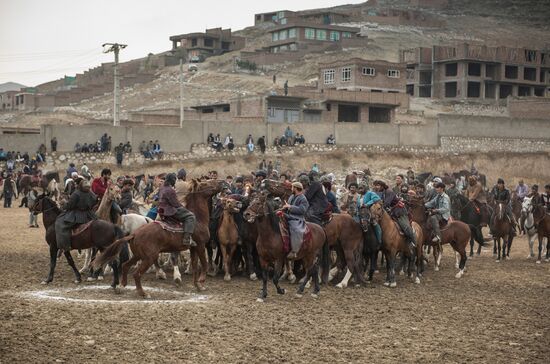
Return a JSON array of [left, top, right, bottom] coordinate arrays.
[[522, 197, 545, 260]]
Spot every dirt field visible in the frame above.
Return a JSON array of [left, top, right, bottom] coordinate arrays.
[[1, 206, 548, 363]]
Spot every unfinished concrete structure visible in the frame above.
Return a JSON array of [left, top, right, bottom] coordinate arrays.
[[169, 28, 245, 60], [254, 9, 350, 26], [319, 58, 406, 93], [402, 44, 550, 100]]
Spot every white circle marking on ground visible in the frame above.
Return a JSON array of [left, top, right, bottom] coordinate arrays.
[[18, 285, 209, 304]]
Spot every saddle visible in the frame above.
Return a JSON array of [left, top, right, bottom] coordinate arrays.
[[392, 220, 405, 236], [154, 215, 184, 233], [278, 216, 312, 254], [72, 220, 94, 236]]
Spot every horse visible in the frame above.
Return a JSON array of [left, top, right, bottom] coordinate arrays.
[[521, 197, 539, 259], [450, 193, 487, 257], [369, 202, 423, 287], [492, 203, 513, 262], [524, 198, 550, 264], [243, 191, 328, 302], [31, 195, 127, 288], [408, 196, 471, 276], [262, 179, 363, 288], [217, 198, 241, 281], [357, 206, 383, 283], [93, 179, 227, 297], [19, 171, 60, 197]]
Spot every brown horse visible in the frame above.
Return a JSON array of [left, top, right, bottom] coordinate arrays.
[[32, 195, 127, 288], [217, 198, 241, 281], [93, 179, 227, 298], [530, 200, 550, 263], [369, 202, 423, 287], [262, 179, 363, 288], [243, 191, 328, 301], [492, 203, 513, 262], [408, 196, 471, 276]]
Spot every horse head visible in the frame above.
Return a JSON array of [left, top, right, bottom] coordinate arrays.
[[521, 197, 533, 214], [221, 198, 241, 214], [496, 203, 505, 221], [32, 193, 57, 216], [261, 179, 290, 198], [244, 190, 269, 223], [369, 201, 384, 223]]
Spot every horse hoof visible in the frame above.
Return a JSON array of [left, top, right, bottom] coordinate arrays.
[[198, 285, 207, 292], [414, 277, 420, 284], [295, 293, 303, 298], [389, 282, 397, 288], [74, 279, 81, 284], [174, 277, 182, 286], [97, 276, 104, 281], [41, 280, 49, 285], [113, 287, 121, 294], [249, 273, 257, 281], [496, 259, 500, 263], [536, 260, 541, 264], [311, 293, 319, 299], [336, 283, 347, 289], [545, 259, 549, 263], [434, 267, 439, 272], [288, 274, 296, 284], [305, 281, 311, 289], [224, 275, 231, 282], [455, 264, 460, 269], [256, 298, 264, 303], [398, 271, 404, 276], [374, 270, 379, 274], [526, 255, 532, 259], [455, 272, 463, 279], [87, 277, 97, 282], [383, 281, 390, 287], [277, 289, 286, 295], [156, 272, 167, 280]]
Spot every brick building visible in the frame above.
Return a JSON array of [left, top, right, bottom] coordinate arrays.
[[402, 44, 550, 100], [0, 91, 18, 111], [267, 23, 362, 53], [169, 28, 245, 60], [319, 58, 406, 93], [254, 9, 350, 26]]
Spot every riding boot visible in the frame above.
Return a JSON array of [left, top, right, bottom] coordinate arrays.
[[183, 232, 196, 247]]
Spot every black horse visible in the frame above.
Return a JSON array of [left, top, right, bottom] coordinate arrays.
[[32, 195, 128, 288], [359, 207, 382, 283], [451, 193, 487, 256]]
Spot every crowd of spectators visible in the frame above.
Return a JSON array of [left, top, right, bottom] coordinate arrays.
[[138, 140, 163, 159], [0, 147, 43, 172], [73, 133, 112, 153]]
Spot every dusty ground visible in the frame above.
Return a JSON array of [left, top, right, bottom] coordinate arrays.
[[0, 205, 549, 363]]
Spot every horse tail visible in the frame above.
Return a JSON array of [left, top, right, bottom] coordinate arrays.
[[92, 235, 133, 269], [320, 231, 330, 284]]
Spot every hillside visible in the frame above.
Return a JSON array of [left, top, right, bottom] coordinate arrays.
[[5, 0, 550, 126], [0, 82, 27, 93]]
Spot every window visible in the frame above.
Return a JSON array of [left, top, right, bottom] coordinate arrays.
[[272, 46, 279, 53], [280, 18, 287, 25], [280, 45, 288, 51], [387, 69, 400, 78], [468, 63, 481, 76], [305, 28, 315, 40], [330, 31, 340, 41], [191, 38, 197, 47], [289, 43, 297, 51], [288, 28, 297, 38], [445, 63, 457, 77], [277, 11, 285, 19], [338, 104, 359, 122], [467, 82, 480, 98], [524, 67, 536, 81], [445, 82, 457, 98], [505, 65, 518, 79], [324, 69, 335, 84], [362, 67, 375, 76], [279, 30, 287, 40], [204, 38, 213, 47], [369, 107, 391, 123], [341, 67, 351, 82], [272, 32, 279, 41], [342, 32, 352, 38], [316, 29, 327, 40]]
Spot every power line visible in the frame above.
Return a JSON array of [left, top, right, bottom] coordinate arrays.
[[102, 43, 127, 126]]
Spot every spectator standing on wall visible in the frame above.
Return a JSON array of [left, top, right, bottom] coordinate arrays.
[[116, 143, 124, 165], [246, 134, 255, 153], [50, 137, 58, 152], [223, 133, 232, 149], [258, 136, 266, 154], [284, 126, 294, 146]]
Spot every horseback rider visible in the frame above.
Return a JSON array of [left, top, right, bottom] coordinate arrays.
[[425, 182, 451, 243], [343, 182, 359, 215], [515, 180, 529, 201], [490, 178, 518, 233], [55, 178, 97, 256], [91, 168, 122, 223], [254, 170, 267, 189], [175, 168, 190, 204], [446, 181, 461, 219], [542, 184, 550, 212], [282, 182, 309, 260], [158, 173, 196, 247], [373, 180, 417, 251], [466, 175, 489, 226], [424, 177, 442, 202], [118, 179, 134, 214], [355, 182, 382, 249], [392, 174, 407, 195], [299, 171, 328, 225], [320, 175, 340, 213]]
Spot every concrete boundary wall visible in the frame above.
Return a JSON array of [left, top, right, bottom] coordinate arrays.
[[1, 115, 548, 154]]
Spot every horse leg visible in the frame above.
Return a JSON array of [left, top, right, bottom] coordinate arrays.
[[536, 235, 543, 264], [171, 252, 182, 285], [528, 233, 534, 258], [190, 247, 200, 290], [451, 241, 467, 278], [155, 260, 167, 280], [121, 255, 139, 287], [311, 262, 321, 298], [79, 248, 91, 274], [284, 259, 296, 284], [64, 251, 82, 284], [545, 238, 550, 261], [206, 243, 215, 276], [493, 238, 497, 257], [245, 242, 257, 281], [389, 254, 397, 288], [469, 234, 474, 257], [110, 260, 120, 290], [196, 245, 208, 289], [272, 260, 286, 295], [383, 251, 391, 286], [433, 245, 440, 271], [336, 248, 356, 288], [257, 263, 268, 302], [496, 238, 501, 262], [133, 256, 155, 298], [368, 253, 377, 283], [221, 243, 231, 282], [43, 244, 58, 284]]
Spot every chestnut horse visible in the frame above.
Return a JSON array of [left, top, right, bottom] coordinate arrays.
[[93, 179, 227, 298], [243, 191, 328, 301], [217, 198, 241, 281], [369, 202, 423, 287], [262, 179, 363, 288], [32, 195, 127, 288], [408, 196, 471, 276], [492, 203, 513, 262]]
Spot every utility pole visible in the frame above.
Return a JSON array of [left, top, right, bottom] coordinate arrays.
[[103, 43, 127, 126], [171, 48, 186, 127]]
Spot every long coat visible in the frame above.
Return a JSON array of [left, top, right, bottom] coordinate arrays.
[[304, 181, 328, 222], [61, 189, 97, 224], [286, 194, 309, 249], [158, 185, 182, 216]]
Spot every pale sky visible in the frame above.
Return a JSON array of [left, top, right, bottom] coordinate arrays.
[[0, 0, 364, 86]]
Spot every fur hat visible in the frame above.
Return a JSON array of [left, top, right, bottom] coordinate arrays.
[[292, 182, 303, 190]]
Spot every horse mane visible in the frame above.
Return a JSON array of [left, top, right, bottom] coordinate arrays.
[[44, 196, 61, 214], [265, 198, 281, 233]]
